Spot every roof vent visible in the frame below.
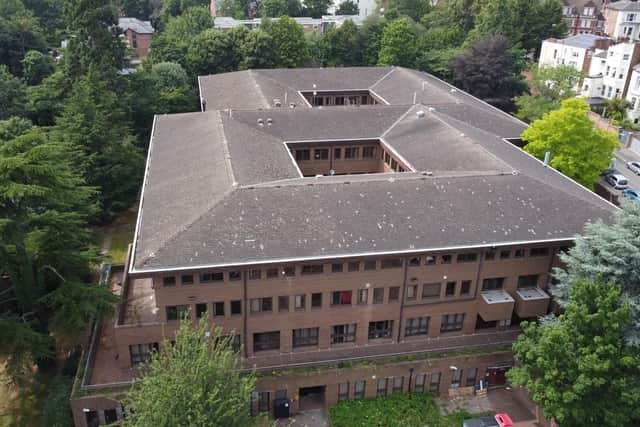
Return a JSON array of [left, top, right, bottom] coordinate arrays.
[[266, 118, 273, 126], [416, 110, 425, 118], [273, 98, 282, 107], [450, 88, 457, 93], [512, 170, 519, 175], [422, 171, 433, 176], [289, 102, 296, 108], [427, 107, 435, 112], [257, 118, 264, 126]]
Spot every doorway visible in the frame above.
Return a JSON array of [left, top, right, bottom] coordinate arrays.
[[298, 385, 326, 411], [485, 366, 509, 387]]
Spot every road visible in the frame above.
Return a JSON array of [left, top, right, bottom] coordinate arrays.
[[614, 148, 640, 190]]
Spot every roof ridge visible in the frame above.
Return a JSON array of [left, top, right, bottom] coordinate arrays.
[[247, 70, 270, 108]]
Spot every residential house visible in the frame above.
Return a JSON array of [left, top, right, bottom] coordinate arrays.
[[70, 67, 616, 426], [603, 0, 640, 41], [539, 34, 612, 74], [118, 17, 154, 59], [213, 15, 365, 33], [562, 0, 605, 35]]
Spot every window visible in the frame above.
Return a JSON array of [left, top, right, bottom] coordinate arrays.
[[362, 146, 376, 158], [166, 304, 189, 321], [393, 376, 404, 393], [345, 147, 359, 159], [332, 263, 343, 273], [368, 320, 393, 339], [373, 287, 384, 304], [201, 272, 224, 282], [364, 260, 376, 270], [466, 368, 477, 386], [517, 274, 539, 288], [405, 317, 429, 336], [196, 303, 208, 319], [381, 258, 402, 269], [384, 152, 391, 164], [624, 53, 631, 60], [425, 255, 436, 265], [422, 283, 440, 299], [311, 292, 322, 308], [414, 373, 426, 393], [181, 274, 193, 285], [104, 408, 118, 424], [253, 331, 280, 352], [283, 266, 295, 277], [445, 281, 456, 296], [293, 327, 319, 347], [266, 268, 278, 279], [258, 391, 269, 412], [301, 264, 323, 275], [482, 277, 505, 291], [334, 147, 341, 159], [514, 249, 525, 258], [162, 276, 176, 287], [389, 286, 400, 302], [214, 301, 225, 317], [377, 378, 388, 396], [348, 261, 360, 272], [249, 269, 262, 280], [628, 13, 636, 21], [332, 290, 352, 305], [296, 149, 310, 161], [231, 300, 242, 315], [129, 343, 158, 365], [441, 254, 452, 264], [314, 148, 329, 160], [278, 296, 289, 312], [354, 381, 366, 399], [456, 253, 477, 263], [250, 297, 272, 313], [409, 257, 421, 266], [229, 271, 241, 281], [429, 372, 441, 392], [441, 313, 465, 332], [332, 323, 356, 343], [338, 383, 349, 401], [500, 250, 510, 259], [451, 369, 463, 388], [406, 285, 417, 300], [484, 251, 495, 261], [391, 159, 398, 170], [461, 280, 471, 295], [530, 247, 550, 257], [358, 288, 368, 304], [85, 410, 99, 427], [294, 294, 306, 310]]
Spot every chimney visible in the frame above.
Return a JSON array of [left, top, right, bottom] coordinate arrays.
[[210, 0, 217, 17]]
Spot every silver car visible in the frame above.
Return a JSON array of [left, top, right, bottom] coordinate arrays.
[[627, 161, 640, 175], [606, 173, 629, 190]]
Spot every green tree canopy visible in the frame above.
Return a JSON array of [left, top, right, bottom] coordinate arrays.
[[605, 96, 631, 123], [336, 0, 359, 15], [382, 0, 430, 21], [322, 20, 365, 66], [554, 202, 640, 344], [450, 35, 526, 111], [186, 29, 244, 76], [0, 65, 27, 120], [21, 50, 55, 86], [26, 70, 72, 126], [263, 16, 309, 67], [522, 98, 617, 189], [377, 17, 417, 67], [0, 0, 47, 76], [119, 0, 153, 19], [303, 0, 332, 17], [261, 0, 288, 17], [123, 318, 256, 427], [515, 64, 583, 122], [508, 279, 640, 427]]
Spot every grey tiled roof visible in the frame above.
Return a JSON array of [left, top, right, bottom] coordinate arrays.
[[553, 34, 611, 49], [131, 67, 616, 272], [605, 0, 640, 11], [118, 17, 154, 34]]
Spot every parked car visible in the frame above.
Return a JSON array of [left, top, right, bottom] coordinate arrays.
[[463, 413, 513, 427], [605, 174, 629, 190], [623, 188, 640, 201], [600, 167, 616, 177], [627, 161, 640, 175]]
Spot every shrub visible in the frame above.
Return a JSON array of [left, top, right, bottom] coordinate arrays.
[[43, 376, 74, 427]]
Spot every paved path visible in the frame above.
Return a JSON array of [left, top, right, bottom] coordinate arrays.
[[276, 409, 328, 427]]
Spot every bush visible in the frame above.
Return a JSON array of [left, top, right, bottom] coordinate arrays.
[[43, 376, 74, 427]]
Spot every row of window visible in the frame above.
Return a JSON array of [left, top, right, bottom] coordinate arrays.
[[294, 145, 377, 162], [160, 248, 551, 287], [380, 147, 407, 173], [252, 315, 465, 352]]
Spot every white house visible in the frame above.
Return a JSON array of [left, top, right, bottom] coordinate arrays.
[[580, 42, 640, 103], [603, 0, 640, 41], [539, 34, 612, 73]]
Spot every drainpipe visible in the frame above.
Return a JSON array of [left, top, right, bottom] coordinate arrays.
[[396, 258, 409, 343], [243, 269, 248, 359]]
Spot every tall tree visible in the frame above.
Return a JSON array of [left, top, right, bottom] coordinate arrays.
[[119, 0, 153, 19], [186, 29, 244, 76], [336, 0, 359, 15], [55, 69, 144, 219], [382, 0, 430, 21], [522, 98, 618, 189], [261, 0, 288, 16], [604, 96, 631, 123], [0, 66, 27, 120], [303, 0, 332, 18], [26, 70, 72, 126], [123, 319, 256, 427], [450, 35, 526, 111], [323, 20, 365, 66], [377, 17, 417, 67], [21, 50, 55, 86], [0, 0, 47, 76], [554, 203, 640, 344], [263, 16, 309, 67], [508, 279, 640, 427], [515, 64, 582, 122], [63, 0, 126, 79], [0, 126, 116, 382], [239, 29, 279, 69], [360, 15, 386, 66]]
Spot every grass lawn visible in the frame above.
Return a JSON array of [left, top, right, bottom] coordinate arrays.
[[0, 366, 53, 427], [108, 224, 134, 264], [329, 392, 477, 427]]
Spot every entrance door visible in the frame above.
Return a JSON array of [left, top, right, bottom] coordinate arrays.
[[298, 385, 326, 411], [485, 367, 509, 387]]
